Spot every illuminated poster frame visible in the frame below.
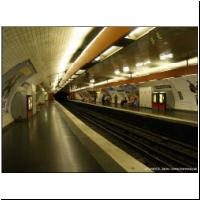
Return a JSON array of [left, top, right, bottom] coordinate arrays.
[[27, 95, 33, 111]]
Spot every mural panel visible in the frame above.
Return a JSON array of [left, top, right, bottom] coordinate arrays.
[[2, 60, 37, 113]]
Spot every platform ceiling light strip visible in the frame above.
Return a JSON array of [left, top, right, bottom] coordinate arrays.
[[94, 77, 125, 86], [54, 27, 93, 91], [136, 62, 143, 67], [188, 57, 198, 65], [160, 53, 173, 60], [71, 77, 126, 92], [100, 46, 123, 60], [57, 27, 93, 73], [71, 57, 197, 92], [90, 79, 95, 83], [133, 56, 197, 77], [76, 69, 86, 75], [114, 69, 120, 75], [77, 70, 85, 75], [66, 27, 107, 78], [125, 27, 155, 40], [94, 56, 101, 62], [60, 27, 133, 86], [123, 66, 130, 72], [52, 76, 59, 91], [143, 60, 151, 65], [60, 27, 107, 87], [136, 60, 151, 68], [71, 75, 78, 78], [93, 46, 122, 62], [183, 74, 197, 77]]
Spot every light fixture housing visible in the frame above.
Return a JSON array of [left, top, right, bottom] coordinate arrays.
[[57, 27, 93, 73], [90, 79, 95, 83], [126, 27, 155, 40], [114, 69, 120, 75], [94, 56, 101, 62], [123, 66, 129, 73], [93, 46, 123, 63], [160, 53, 173, 60], [101, 46, 122, 60], [144, 60, 151, 65], [136, 62, 143, 67], [71, 75, 78, 79], [76, 69, 86, 75]]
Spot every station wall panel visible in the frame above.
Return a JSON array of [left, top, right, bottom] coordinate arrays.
[[139, 87, 152, 108]]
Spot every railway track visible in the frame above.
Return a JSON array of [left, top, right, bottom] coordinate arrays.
[[61, 101, 198, 172]]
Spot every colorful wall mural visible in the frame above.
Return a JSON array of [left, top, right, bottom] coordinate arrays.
[[2, 59, 37, 113]]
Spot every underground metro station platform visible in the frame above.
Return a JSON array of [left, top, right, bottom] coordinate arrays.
[[2, 27, 198, 173]]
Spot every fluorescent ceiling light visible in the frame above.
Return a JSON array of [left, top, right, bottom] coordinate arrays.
[[71, 77, 125, 92], [160, 53, 173, 60], [136, 60, 151, 68], [114, 69, 120, 75], [123, 66, 129, 72], [144, 60, 151, 65], [53, 27, 93, 91], [94, 56, 101, 62], [133, 56, 197, 78], [71, 75, 78, 78], [69, 78, 73, 81], [90, 79, 95, 83], [57, 27, 93, 73], [70, 56, 197, 93], [52, 76, 59, 90], [183, 74, 197, 77], [188, 57, 197, 65], [89, 83, 94, 87], [101, 46, 122, 60], [76, 69, 86, 74], [93, 46, 123, 62], [126, 27, 155, 40], [149, 79, 157, 82], [136, 62, 143, 67]]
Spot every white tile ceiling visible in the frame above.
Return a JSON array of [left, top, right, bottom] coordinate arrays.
[[2, 27, 92, 91]]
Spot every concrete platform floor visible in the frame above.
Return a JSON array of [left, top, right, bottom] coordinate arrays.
[[2, 101, 104, 172]]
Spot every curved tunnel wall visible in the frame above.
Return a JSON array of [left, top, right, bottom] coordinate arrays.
[[2, 60, 37, 127], [11, 91, 27, 120], [3, 83, 37, 127], [4, 83, 37, 123], [137, 75, 197, 111], [168, 76, 197, 111]]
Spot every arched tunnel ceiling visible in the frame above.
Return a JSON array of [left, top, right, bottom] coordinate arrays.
[[69, 27, 103, 63], [2, 27, 94, 91]]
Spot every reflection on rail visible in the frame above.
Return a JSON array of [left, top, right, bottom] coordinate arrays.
[[60, 100, 198, 173]]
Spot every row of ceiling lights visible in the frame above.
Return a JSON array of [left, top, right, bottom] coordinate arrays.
[[66, 27, 156, 87], [54, 69, 86, 92], [68, 69, 86, 81], [71, 56, 197, 92], [114, 52, 173, 75], [65, 27, 175, 90], [72, 52, 174, 85]]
